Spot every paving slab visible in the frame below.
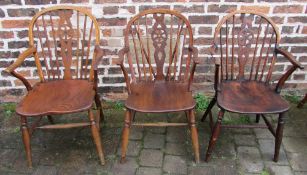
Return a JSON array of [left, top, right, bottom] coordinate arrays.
[[117, 140, 142, 156], [111, 158, 138, 175], [237, 146, 264, 173], [139, 149, 163, 167], [188, 166, 215, 175], [234, 134, 257, 146], [258, 139, 289, 165], [163, 155, 187, 175], [267, 165, 294, 175], [283, 137, 307, 153], [144, 133, 165, 149], [165, 142, 186, 156], [288, 152, 307, 172], [136, 167, 162, 175]]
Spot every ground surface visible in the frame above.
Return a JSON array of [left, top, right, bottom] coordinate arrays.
[[0, 101, 306, 175]]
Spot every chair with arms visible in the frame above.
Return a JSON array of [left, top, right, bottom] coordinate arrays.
[[5, 6, 105, 167], [201, 10, 303, 162], [116, 9, 200, 163]]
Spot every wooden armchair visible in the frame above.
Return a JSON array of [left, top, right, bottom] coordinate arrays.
[[116, 9, 200, 163], [4, 6, 105, 167], [201, 10, 303, 162]]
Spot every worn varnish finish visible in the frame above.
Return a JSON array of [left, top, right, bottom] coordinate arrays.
[[116, 9, 200, 163], [201, 10, 303, 162], [5, 6, 105, 167]]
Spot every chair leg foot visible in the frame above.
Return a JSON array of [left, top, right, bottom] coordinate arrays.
[[21, 116, 32, 168], [205, 109, 224, 162], [121, 109, 131, 164], [89, 110, 105, 165], [189, 110, 200, 163], [201, 98, 216, 122], [256, 114, 260, 123], [273, 112, 285, 162]]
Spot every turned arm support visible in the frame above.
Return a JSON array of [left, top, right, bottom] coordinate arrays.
[[209, 43, 221, 94], [4, 47, 36, 91], [93, 45, 104, 91], [115, 46, 131, 94], [275, 48, 304, 93], [188, 46, 201, 91]]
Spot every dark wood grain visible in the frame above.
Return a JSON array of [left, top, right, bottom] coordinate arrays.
[[126, 82, 195, 113], [217, 81, 289, 114], [16, 80, 95, 116]]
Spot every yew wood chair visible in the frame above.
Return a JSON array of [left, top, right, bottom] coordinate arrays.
[[297, 94, 307, 108], [4, 6, 105, 167], [115, 9, 200, 163], [201, 10, 303, 162]]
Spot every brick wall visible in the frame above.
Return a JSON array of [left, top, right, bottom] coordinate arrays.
[[0, 0, 306, 102]]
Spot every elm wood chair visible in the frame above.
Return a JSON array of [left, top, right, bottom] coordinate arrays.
[[297, 94, 307, 108], [115, 9, 200, 163], [4, 6, 105, 167], [201, 10, 303, 162]]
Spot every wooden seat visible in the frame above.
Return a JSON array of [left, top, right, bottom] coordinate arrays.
[[117, 9, 200, 163], [201, 10, 303, 163], [218, 81, 289, 114], [126, 82, 195, 113], [17, 80, 95, 116], [4, 6, 105, 167]]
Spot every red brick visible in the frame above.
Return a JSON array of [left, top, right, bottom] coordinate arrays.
[[97, 18, 127, 26], [273, 5, 303, 13], [188, 16, 219, 24], [198, 27, 212, 35], [294, 74, 305, 80], [0, 9, 5, 18], [7, 8, 39, 17], [0, 31, 14, 39], [25, 0, 56, 4], [103, 6, 119, 15], [281, 37, 307, 44], [241, 5, 270, 14], [0, 0, 22, 5], [174, 5, 204, 13], [288, 16, 307, 23], [302, 26, 307, 34], [95, 0, 126, 3], [208, 4, 237, 13], [61, 0, 89, 2], [2, 20, 31, 28]]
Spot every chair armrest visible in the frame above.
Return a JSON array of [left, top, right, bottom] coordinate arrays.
[[4, 47, 36, 91], [5, 47, 36, 73], [275, 48, 303, 69], [274, 48, 304, 93]]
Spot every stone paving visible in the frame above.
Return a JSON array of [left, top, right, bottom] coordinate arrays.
[[0, 102, 306, 175]]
